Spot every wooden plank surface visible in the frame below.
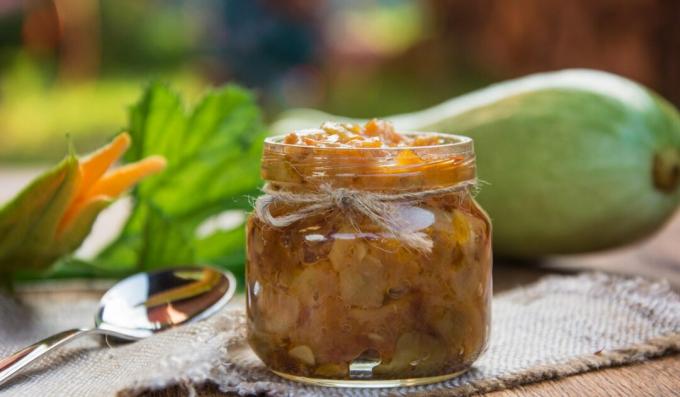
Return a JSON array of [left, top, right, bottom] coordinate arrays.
[[143, 355, 680, 397], [485, 355, 680, 397]]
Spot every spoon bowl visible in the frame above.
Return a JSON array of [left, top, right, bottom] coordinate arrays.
[[0, 266, 236, 386], [95, 267, 236, 339]]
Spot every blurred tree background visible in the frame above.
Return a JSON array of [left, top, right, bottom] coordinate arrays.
[[1, 0, 678, 162]]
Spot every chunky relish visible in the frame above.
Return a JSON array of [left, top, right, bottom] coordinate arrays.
[[246, 121, 491, 386]]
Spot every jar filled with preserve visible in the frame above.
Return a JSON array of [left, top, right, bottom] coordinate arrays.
[[246, 120, 492, 387]]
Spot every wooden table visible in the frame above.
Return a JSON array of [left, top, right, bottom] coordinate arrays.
[[486, 211, 680, 397], [3, 167, 680, 396]]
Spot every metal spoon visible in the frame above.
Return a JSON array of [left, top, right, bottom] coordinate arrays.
[[0, 266, 236, 386]]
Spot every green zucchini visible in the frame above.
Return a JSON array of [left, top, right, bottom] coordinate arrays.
[[271, 69, 680, 257]]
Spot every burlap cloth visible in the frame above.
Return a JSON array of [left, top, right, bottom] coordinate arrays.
[[0, 272, 678, 397]]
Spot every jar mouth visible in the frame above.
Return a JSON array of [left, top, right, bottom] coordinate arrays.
[[261, 131, 476, 191], [264, 130, 474, 155]]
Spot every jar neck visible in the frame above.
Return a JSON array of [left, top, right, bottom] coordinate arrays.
[[260, 133, 476, 193]]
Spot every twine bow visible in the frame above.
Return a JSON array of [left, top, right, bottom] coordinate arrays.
[[254, 180, 477, 253]]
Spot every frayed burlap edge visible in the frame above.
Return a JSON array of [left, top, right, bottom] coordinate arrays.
[[404, 332, 680, 397], [120, 333, 680, 397]]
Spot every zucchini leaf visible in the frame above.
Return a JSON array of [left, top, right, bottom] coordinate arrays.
[[93, 82, 265, 275]]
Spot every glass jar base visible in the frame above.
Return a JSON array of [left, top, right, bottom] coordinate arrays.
[[271, 367, 470, 388]]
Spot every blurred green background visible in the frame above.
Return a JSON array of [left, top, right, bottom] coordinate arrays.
[[1, 0, 679, 163]]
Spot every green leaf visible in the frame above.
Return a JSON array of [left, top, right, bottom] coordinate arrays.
[[195, 226, 247, 289], [94, 82, 265, 273]]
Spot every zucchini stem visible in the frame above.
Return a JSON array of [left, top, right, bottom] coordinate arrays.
[[653, 148, 680, 193]]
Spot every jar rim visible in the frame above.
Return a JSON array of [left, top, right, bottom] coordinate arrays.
[[261, 130, 476, 191], [264, 130, 474, 155]]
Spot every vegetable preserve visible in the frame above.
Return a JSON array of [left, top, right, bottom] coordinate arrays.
[[246, 120, 492, 387]]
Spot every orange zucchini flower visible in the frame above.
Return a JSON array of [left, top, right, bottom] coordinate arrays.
[[0, 133, 166, 277]]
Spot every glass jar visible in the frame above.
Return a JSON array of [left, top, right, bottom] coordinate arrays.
[[246, 130, 492, 387]]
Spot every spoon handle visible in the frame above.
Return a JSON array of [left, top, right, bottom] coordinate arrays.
[[0, 328, 94, 387]]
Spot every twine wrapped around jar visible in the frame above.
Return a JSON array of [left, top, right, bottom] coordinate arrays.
[[253, 180, 478, 253]]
